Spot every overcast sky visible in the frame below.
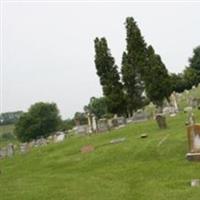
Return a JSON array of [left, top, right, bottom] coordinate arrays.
[[1, 1, 200, 119]]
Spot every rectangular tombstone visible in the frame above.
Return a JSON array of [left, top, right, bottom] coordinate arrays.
[[186, 124, 200, 161], [97, 119, 109, 132], [132, 111, 149, 122], [116, 117, 126, 126], [76, 125, 88, 134]]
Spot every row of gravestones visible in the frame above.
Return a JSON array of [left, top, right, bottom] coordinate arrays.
[[0, 132, 66, 159], [76, 113, 149, 134]]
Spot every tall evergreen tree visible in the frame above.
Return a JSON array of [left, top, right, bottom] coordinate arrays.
[[189, 46, 200, 73], [94, 37, 125, 115], [144, 45, 172, 109], [121, 17, 147, 115], [188, 45, 200, 85]]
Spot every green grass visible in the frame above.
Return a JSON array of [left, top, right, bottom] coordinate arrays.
[[1, 111, 200, 200]]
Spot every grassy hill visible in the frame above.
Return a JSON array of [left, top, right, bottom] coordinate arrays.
[[1, 111, 200, 200]]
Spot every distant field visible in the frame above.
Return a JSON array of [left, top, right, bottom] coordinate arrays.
[[0, 124, 16, 147], [0, 124, 15, 135]]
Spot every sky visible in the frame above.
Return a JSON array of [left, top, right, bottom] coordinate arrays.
[[1, 1, 200, 119]]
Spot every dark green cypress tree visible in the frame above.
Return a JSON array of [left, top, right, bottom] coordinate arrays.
[[144, 45, 172, 109], [94, 37, 125, 115], [189, 46, 200, 73], [121, 17, 147, 116]]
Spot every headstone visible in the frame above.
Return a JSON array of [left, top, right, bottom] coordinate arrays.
[[110, 137, 126, 144], [116, 117, 126, 126], [186, 124, 200, 161], [92, 115, 97, 132], [140, 134, 148, 139], [7, 144, 14, 157], [184, 106, 193, 113], [81, 145, 94, 153], [155, 114, 167, 129], [20, 143, 28, 154], [187, 112, 196, 126], [191, 179, 200, 187], [97, 118, 109, 132], [163, 106, 176, 115], [54, 132, 65, 143], [0, 148, 7, 159], [28, 140, 36, 148], [75, 125, 88, 134], [170, 91, 179, 112], [190, 98, 200, 109], [132, 111, 149, 122], [87, 113, 93, 133]]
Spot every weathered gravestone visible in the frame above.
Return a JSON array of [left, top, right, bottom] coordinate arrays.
[[54, 132, 65, 143], [155, 114, 167, 129], [20, 143, 28, 154], [186, 124, 200, 161], [75, 125, 88, 134], [190, 98, 200, 109], [186, 124, 200, 160], [117, 117, 126, 125], [191, 179, 200, 187], [0, 147, 7, 159], [7, 144, 14, 157], [97, 119, 109, 132]]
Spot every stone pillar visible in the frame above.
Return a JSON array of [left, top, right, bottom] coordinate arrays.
[[92, 115, 97, 132], [155, 114, 167, 129], [7, 144, 14, 157], [171, 92, 179, 112], [87, 113, 93, 134]]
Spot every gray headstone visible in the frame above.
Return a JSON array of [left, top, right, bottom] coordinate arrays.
[[7, 144, 14, 157]]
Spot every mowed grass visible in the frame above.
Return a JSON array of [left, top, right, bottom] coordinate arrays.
[[1, 112, 200, 200]]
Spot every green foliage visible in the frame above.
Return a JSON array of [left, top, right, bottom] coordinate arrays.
[[74, 112, 87, 125], [14, 102, 62, 142], [183, 67, 199, 89], [170, 73, 186, 93], [189, 46, 200, 73], [121, 17, 147, 115], [59, 119, 75, 131], [84, 97, 108, 119], [143, 45, 172, 107], [94, 37, 125, 115]]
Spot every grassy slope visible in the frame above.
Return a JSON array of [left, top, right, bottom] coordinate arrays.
[[1, 111, 200, 200]]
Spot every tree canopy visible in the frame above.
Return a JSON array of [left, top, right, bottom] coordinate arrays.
[[143, 45, 172, 108], [84, 96, 108, 119], [14, 102, 61, 142], [94, 37, 125, 115], [121, 17, 147, 115]]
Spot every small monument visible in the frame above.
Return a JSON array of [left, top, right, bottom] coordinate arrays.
[[97, 118, 109, 132], [186, 124, 200, 161], [155, 113, 167, 129], [92, 115, 97, 133]]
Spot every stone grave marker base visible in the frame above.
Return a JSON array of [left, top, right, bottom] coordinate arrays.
[[186, 153, 200, 161]]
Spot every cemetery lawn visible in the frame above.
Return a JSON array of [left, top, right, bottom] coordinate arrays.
[[1, 111, 200, 200]]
